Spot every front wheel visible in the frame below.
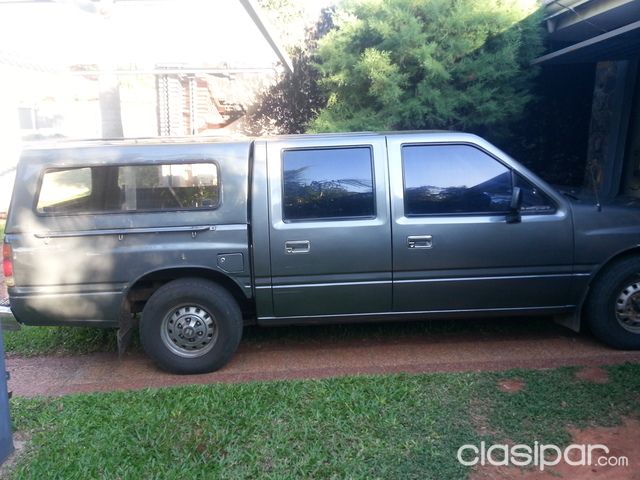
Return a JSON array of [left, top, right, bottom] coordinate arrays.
[[140, 278, 243, 374], [586, 257, 640, 350]]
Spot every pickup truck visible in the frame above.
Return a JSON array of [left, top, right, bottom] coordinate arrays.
[[2, 131, 640, 374]]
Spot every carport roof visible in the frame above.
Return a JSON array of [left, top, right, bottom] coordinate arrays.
[[534, 0, 640, 64], [0, 0, 293, 73], [532, 19, 640, 64]]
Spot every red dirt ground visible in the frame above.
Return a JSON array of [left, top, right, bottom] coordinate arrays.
[[497, 378, 525, 393], [471, 417, 640, 480], [575, 366, 610, 384]]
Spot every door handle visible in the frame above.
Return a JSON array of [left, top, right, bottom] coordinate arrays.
[[285, 240, 311, 254], [407, 235, 433, 249]]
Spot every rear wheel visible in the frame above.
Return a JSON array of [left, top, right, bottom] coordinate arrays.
[[140, 278, 242, 374], [586, 257, 640, 350]]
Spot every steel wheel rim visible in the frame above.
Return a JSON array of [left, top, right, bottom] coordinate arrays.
[[614, 281, 640, 334], [160, 304, 218, 358]]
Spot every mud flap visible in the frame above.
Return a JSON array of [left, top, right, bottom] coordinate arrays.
[[117, 300, 135, 358], [554, 312, 581, 333]]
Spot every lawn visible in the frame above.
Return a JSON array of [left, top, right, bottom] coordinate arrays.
[[3, 325, 120, 356], [6, 364, 640, 479]]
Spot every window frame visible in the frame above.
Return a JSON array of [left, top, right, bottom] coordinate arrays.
[[280, 145, 377, 223], [400, 142, 557, 218], [34, 159, 222, 217]]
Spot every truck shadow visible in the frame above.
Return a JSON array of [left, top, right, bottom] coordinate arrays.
[[242, 316, 585, 347]]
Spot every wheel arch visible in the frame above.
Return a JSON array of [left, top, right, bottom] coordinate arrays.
[[577, 246, 640, 319], [123, 266, 255, 323]]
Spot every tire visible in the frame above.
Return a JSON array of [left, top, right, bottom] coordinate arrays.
[[585, 257, 640, 350], [140, 278, 243, 374]]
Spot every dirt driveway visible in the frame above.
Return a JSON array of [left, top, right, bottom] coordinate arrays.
[[7, 318, 640, 397]]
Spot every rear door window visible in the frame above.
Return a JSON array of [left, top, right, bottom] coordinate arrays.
[[282, 147, 375, 221]]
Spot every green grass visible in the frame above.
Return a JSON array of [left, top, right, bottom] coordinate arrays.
[[7, 364, 640, 479], [3, 325, 121, 356]]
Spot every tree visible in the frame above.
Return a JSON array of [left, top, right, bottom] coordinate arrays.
[[309, 0, 544, 137], [246, 7, 335, 135], [256, 0, 308, 51]]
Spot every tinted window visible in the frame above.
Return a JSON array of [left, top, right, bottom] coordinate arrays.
[[37, 163, 219, 214], [402, 145, 512, 215], [282, 147, 375, 221]]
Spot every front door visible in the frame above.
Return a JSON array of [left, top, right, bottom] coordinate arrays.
[[267, 135, 392, 319], [387, 135, 574, 313]]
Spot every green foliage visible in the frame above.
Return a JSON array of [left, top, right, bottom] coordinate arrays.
[[257, 0, 307, 50], [309, 0, 544, 134], [248, 8, 335, 135]]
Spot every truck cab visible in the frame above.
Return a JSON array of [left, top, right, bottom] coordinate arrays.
[[253, 132, 574, 323]]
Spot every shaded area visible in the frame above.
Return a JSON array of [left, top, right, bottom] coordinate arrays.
[[497, 63, 596, 187]]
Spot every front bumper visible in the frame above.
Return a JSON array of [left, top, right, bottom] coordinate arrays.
[[0, 298, 20, 331]]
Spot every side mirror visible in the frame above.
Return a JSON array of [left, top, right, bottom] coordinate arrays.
[[506, 187, 522, 224]]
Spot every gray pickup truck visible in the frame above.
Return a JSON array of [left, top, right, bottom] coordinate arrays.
[[2, 131, 640, 373]]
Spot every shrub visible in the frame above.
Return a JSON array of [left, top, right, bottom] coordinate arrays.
[[309, 0, 544, 136]]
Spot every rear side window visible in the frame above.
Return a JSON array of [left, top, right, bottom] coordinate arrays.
[[37, 163, 219, 214], [402, 144, 512, 215], [282, 147, 375, 221], [37, 168, 92, 212]]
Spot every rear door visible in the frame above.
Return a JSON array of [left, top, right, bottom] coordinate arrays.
[[266, 135, 392, 319], [388, 134, 574, 313]]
